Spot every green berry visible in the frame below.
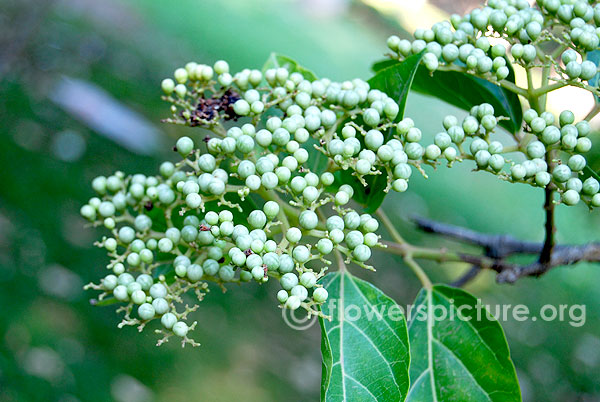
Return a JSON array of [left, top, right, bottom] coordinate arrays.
[[576, 137, 592, 153], [285, 295, 301, 310], [313, 287, 328, 303], [281, 273, 299, 290], [172, 321, 189, 337], [511, 164, 527, 180], [576, 121, 591, 137], [365, 130, 384, 150], [292, 245, 310, 263], [562, 189, 580, 206], [345, 230, 364, 249], [161, 78, 175, 94], [277, 289, 289, 303], [566, 61, 582, 79], [299, 210, 319, 230], [152, 298, 169, 315], [161, 313, 177, 329], [176, 137, 194, 156], [353, 244, 371, 262], [568, 154, 586, 171], [583, 177, 599, 195], [300, 272, 317, 288], [138, 303, 155, 320], [553, 165, 572, 182], [363, 108, 381, 127], [248, 210, 267, 229]]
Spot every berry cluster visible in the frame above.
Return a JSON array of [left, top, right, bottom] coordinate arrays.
[[386, 0, 600, 85], [84, 1, 600, 344], [384, 0, 600, 207]]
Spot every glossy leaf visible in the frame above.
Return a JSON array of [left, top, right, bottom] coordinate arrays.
[[368, 52, 424, 131], [319, 271, 410, 402], [262, 52, 318, 81], [582, 165, 600, 182], [407, 285, 521, 402], [372, 59, 523, 134]]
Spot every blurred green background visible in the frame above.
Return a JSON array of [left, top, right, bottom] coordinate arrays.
[[1, 0, 599, 401]]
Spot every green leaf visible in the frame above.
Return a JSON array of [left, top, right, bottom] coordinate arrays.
[[373, 59, 523, 134], [262, 52, 317, 81], [319, 271, 410, 402], [368, 51, 424, 130], [582, 165, 600, 182], [406, 285, 521, 402]]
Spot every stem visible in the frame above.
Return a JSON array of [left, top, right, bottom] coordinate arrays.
[[584, 103, 600, 122], [404, 255, 433, 289], [530, 81, 568, 98], [377, 209, 432, 288], [539, 63, 551, 110], [335, 250, 346, 272], [376, 209, 406, 244], [539, 184, 555, 265]]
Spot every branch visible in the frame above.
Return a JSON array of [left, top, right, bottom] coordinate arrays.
[[412, 216, 600, 283], [413, 216, 542, 257], [539, 185, 555, 264]]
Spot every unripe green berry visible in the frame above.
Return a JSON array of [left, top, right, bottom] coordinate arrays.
[[345, 230, 364, 249], [292, 245, 310, 263], [562, 134, 578, 150], [176, 137, 194, 156], [527, 141, 546, 158], [576, 121, 591, 137], [138, 303, 155, 320], [567, 178, 583, 193], [363, 108, 381, 127], [313, 287, 328, 303], [186, 264, 203, 281], [365, 130, 384, 150], [580, 61, 597, 80], [277, 289, 289, 303], [553, 165, 572, 182], [583, 177, 600, 195], [562, 189, 580, 206], [299, 210, 319, 230], [576, 137, 592, 153], [568, 154, 586, 171], [152, 298, 169, 315], [281, 273, 299, 290], [248, 210, 267, 229], [161, 313, 177, 329], [511, 164, 527, 180], [161, 78, 175, 94], [285, 295, 301, 310], [300, 272, 317, 288], [335, 191, 350, 205], [172, 321, 189, 337], [560, 110, 575, 127], [405, 143, 424, 160], [566, 61, 582, 79], [353, 244, 371, 262]]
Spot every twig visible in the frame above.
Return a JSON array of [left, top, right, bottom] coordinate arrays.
[[413, 216, 542, 257], [412, 216, 600, 283], [451, 266, 481, 287], [378, 210, 432, 288], [539, 185, 555, 265]]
